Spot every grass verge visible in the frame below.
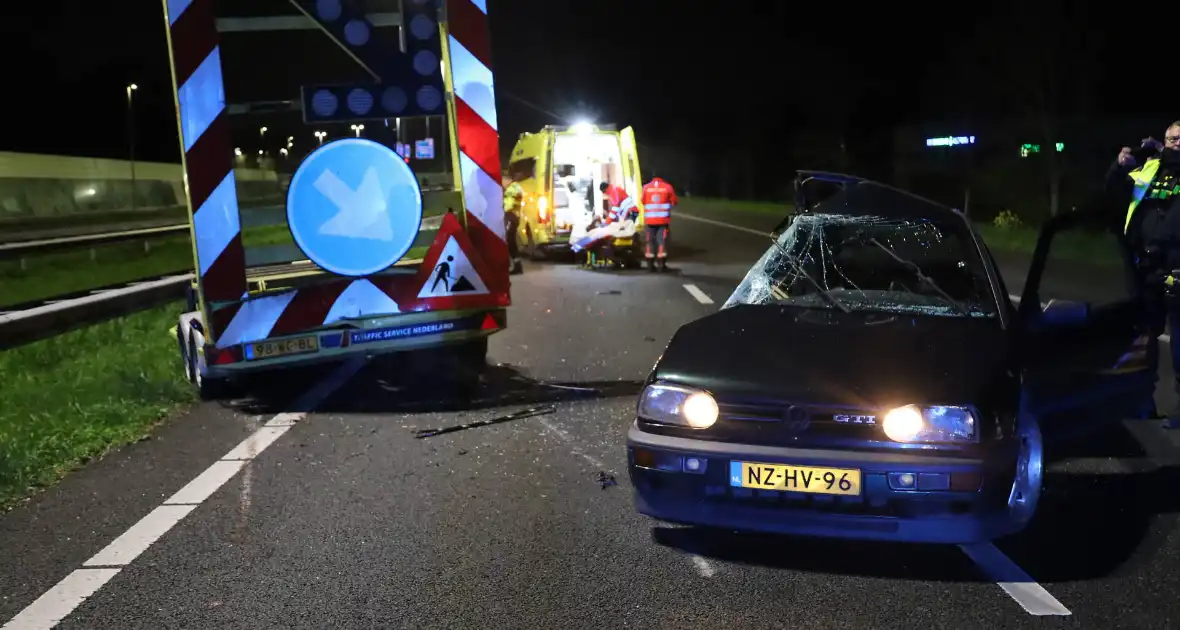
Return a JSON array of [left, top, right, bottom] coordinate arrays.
[[0, 301, 195, 509]]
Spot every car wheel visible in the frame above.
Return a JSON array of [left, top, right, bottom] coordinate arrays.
[[1006, 414, 1043, 533]]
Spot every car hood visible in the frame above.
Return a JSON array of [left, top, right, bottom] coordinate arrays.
[[653, 304, 1010, 406]]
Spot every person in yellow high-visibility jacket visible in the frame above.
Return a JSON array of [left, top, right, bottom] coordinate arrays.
[[503, 179, 524, 274], [1108, 121, 1180, 427]]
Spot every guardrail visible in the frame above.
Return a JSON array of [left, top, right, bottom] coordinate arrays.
[[0, 224, 192, 260], [2, 186, 454, 261], [0, 274, 192, 351]]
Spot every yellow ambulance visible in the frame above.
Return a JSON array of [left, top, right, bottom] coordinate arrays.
[[506, 123, 645, 261]]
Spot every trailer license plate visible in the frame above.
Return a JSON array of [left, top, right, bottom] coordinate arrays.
[[729, 461, 861, 496], [247, 336, 319, 360]]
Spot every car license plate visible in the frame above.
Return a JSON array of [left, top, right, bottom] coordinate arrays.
[[247, 335, 319, 360], [730, 461, 861, 496]]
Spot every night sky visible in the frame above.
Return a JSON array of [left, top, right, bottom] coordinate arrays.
[[0, 1, 1151, 170]]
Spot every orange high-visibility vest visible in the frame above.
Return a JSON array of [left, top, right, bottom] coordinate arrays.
[[641, 177, 677, 226]]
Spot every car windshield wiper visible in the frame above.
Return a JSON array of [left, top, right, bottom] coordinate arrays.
[[863, 237, 970, 316], [768, 237, 851, 313]]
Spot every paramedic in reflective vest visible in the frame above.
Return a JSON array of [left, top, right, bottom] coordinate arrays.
[[588, 181, 637, 264], [601, 181, 638, 224], [1110, 122, 1180, 427], [641, 176, 677, 272], [504, 179, 524, 274]]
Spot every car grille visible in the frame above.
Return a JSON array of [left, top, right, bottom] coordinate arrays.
[[712, 400, 884, 446]]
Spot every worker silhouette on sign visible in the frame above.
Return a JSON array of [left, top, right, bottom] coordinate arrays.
[[432, 255, 455, 292]]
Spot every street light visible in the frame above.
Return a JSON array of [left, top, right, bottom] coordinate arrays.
[[126, 83, 138, 212], [260, 126, 268, 136], [314, 130, 327, 145], [351, 124, 365, 137]]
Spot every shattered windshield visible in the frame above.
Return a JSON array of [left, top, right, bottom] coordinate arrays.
[[724, 183, 998, 318]]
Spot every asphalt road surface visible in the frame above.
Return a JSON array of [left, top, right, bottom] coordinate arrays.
[[5, 207, 1180, 630]]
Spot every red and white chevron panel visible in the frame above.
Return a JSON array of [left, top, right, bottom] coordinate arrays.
[[163, 0, 246, 341], [214, 212, 505, 347], [445, 0, 509, 296]]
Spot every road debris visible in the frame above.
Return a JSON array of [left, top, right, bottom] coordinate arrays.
[[412, 406, 558, 439], [596, 471, 617, 489]]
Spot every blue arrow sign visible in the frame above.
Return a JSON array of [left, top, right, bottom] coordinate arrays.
[[286, 138, 424, 276], [291, 0, 445, 123]]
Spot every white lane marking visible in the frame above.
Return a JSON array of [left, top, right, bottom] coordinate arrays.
[[83, 505, 199, 567], [221, 426, 292, 460], [163, 460, 249, 505], [959, 542, 1071, 616], [537, 417, 717, 578], [2, 356, 367, 630], [677, 213, 769, 237], [690, 555, 716, 578], [0, 569, 121, 630], [538, 418, 606, 469], [682, 284, 714, 305]]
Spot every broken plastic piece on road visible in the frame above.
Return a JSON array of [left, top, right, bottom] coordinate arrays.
[[412, 405, 557, 438]]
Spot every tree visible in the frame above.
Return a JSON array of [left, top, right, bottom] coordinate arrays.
[[987, 1, 1098, 216]]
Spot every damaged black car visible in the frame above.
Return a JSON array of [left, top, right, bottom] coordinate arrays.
[[626, 171, 1156, 544]]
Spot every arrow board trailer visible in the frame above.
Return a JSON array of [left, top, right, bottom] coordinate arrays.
[[507, 123, 646, 261], [162, 0, 510, 399]]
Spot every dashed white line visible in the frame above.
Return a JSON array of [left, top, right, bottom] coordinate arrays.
[[539, 418, 607, 469], [2, 569, 121, 630], [83, 505, 199, 568], [959, 542, 1072, 616], [682, 284, 714, 305], [163, 460, 249, 505], [1, 356, 366, 630]]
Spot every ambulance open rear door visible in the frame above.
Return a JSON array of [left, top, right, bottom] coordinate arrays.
[[620, 126, 645, 226], [508, 129, 554, 245]]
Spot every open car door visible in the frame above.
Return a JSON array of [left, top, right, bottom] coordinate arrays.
[[1016, 209, 1155, 450], [620, 126, 645, 225]]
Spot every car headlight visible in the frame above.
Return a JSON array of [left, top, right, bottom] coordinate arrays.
[[882, 404, 977, 443], [637, 383, 718, 429]]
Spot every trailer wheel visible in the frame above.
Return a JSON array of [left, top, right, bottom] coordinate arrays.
[[187, 332, 232, 401]]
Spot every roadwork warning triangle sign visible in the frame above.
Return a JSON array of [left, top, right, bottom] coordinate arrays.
[[418, 235, 490, 298]]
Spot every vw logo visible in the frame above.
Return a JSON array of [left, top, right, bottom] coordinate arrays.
[[783, 406, 811, 432]]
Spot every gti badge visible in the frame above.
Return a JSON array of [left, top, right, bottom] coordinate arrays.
[[834, 414, 876, 424]]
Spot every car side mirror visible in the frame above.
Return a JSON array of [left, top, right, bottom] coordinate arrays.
[[1040, 299, 1089, 326]]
